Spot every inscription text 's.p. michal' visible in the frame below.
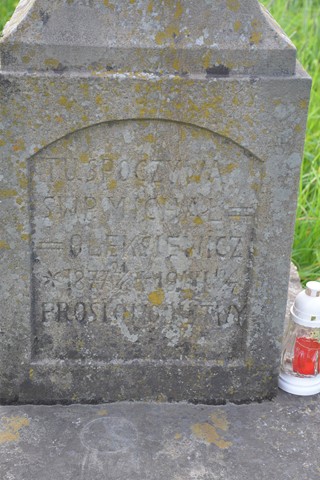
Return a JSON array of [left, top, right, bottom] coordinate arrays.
[[29, 120, 263, 361]]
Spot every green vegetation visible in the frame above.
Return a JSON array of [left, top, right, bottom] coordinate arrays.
[[0, 1, 319, 283], [0, 0, 18, 32], [262, 0, 320, 283]]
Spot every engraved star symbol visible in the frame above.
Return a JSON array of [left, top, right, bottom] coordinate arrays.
[[43, 270, 57, 288]]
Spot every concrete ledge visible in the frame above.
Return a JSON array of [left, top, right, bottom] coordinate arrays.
[[0, 390, 319, 480]]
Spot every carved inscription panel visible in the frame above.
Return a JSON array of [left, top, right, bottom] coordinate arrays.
[[30, 120, 262, 361]]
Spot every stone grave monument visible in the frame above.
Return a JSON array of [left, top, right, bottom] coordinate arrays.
[[0, 0, 310, 404]]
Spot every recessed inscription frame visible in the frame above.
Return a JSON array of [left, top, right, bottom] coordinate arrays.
[[0, 71, 311, 403], [29, 119, 262, 367]]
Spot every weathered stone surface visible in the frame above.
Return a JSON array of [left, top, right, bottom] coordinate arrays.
[[1, 390, 320, 480], [2, 0, 296, 75], [31, 121, 261, 363], [285, 263, 301, 330], [0, 0, 311, 403]]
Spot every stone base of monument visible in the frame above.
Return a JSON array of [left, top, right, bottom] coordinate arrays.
[[1, 266, 318, 480]]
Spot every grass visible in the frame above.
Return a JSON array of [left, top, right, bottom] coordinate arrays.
[[262, 0, 320, 284], [0, 0, 18, 32], [1, 0, 319, 284]]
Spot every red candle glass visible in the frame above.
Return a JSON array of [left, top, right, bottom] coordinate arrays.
[[293, 337, 320, 376]]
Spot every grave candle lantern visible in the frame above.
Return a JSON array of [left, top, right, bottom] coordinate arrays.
[[279, 281, 320, 395]]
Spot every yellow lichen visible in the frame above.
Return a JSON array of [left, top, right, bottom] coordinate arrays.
[[245, 358, 254, 370], [250, 31, 262, 45], [188, 175, 201, 183], [79, 153, 89, 164], [18, 174, 28, 189], [155, 25, 180, 45], [0, 417, 30, 445], [174, 1, 183, 20], [202, 50, 212, 70], [80, 83, 89, 96], [97, 409, 108, 416], [182, 289, 193, 300], [234, 20, 242, 32], [232, 95, 240, 106], [219, 163, 238, 175], [299, 99, 308, 109], [179, 129, 187, 142], [108, 179, 117, 190], [95, 95, 103, 106], [148, 288, 165, 306], [76, 339, 85, 351], [173, 101, 183, 110], [22, 55, 31, 64], [12, 140, 25, 152], [0, 241, 10, 250], [191, 422, 232, 449], [172, 57, 181, 71], [103, 0, 115, 9], [158, 196, 167, 205], [86, 198, 96, 209], [0, 189, 17, 198], [103, 159, 114, 172], [44, 58, 60, 69], [53, 180, 65, 193], [156, 393, 167, 402], [143, 133, 155, 143], [139, 106, 157, 116], [58, 96, 75, 110], [210, 411, 229, 432], [193, 216, 203, 225], [226, 0, 240, 12]]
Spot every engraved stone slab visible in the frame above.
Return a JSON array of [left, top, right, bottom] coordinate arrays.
[[30, 121, 262, 362], [0, 0, 311, 403]]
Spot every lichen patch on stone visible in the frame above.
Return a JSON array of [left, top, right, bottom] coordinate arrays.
[[148, 288, 165, 306], [0, 417, 30, 445]]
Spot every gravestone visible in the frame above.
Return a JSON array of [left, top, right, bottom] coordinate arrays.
[[0, 0, 310, 404]]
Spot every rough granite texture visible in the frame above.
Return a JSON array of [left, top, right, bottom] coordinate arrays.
[[0, 0, 311, 403]]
